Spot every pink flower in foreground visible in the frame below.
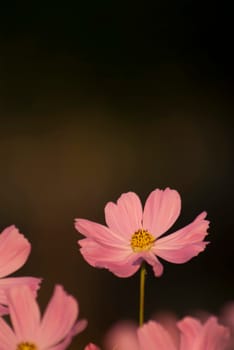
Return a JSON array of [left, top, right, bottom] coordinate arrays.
[[0, 284, 87, 350], [0, 225, 41, 314], [75, 188, 209, 277], [102, 317, 229, 350]]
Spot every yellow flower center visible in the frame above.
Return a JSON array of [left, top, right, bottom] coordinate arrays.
[[130, 229, 155, 252], [16, 342, 37, 350]]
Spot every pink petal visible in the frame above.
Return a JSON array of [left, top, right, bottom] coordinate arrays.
[[177, 317, 202, 350], [48, 336, 72, 350], [178, 316, 230, 350], [0, 277, 42, 306], [79, 238, 131, 265], [105, 192, 143, 237], [75, 219, 126, 246], [198, 317, 230, 350], [0, 225, 31, 278], [138, 321, 177, 350], [0, 317, 17, 349], [84, 344, 101, 350], [39, 285, 79, 348], [79, 238, 141, 277], [78, 238, 108, 267], [73, 319, 88, 335], [153, 212, 209, 263], [106, 260, 141, 278], [49, 320, 87, 350], [6, 285, 41, 341], [143, 252, 164, 277], [143, 188, 181, 238]]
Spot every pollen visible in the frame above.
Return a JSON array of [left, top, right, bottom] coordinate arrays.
[[131, 229, 155, 252], [16, 342, 37, 350]]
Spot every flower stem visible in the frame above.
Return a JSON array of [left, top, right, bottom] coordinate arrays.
[[139, 262, 146, 326]]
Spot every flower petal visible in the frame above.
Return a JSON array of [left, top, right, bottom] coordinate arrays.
[[143, 188, 181, 238], [178, 316, 230, 350], [177, 317, 202, 350], [0, 316, 17, 349], [78, 238, 107, 268], [197, 317, 230, 350], [105, 192, 143, 237], [75, 219, 126, 246], [0, 225, 31, 278], [143, 252, 164, 277], [6, 285, 41, 341], [79, 238, 130, 266], [138, 321, 177, 350], [0, 277, 42, 306], [48, 320, 87, 350], [153, 212, 209, 263], [106, 260, 141, 278], [79, 238, 141, 277], [74, 319, 88, 335], [39, 285, 78, 348]]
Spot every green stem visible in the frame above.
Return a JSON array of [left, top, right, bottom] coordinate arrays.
[[139, 262, 146, 326]]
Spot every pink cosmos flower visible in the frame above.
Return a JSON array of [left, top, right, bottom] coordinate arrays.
[[0, 284, 87, 350], [0, 225, 41, 314], [102, 317, 229, 350], [75, 188, 209, 277]]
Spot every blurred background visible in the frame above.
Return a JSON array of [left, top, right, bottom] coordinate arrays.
[[0, 3, 234, 348]]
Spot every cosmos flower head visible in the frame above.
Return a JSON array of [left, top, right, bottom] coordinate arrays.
[[75, 188, 209, 277], [0, 284, 87, 350]]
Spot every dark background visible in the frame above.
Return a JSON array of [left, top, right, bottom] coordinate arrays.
[[0, 3, 234, 349]]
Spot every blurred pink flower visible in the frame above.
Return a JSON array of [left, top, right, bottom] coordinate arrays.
[[0, 284, 87, 350], [103, 317, 229, 350], [75, 188, 209, 277], [0, 225, 41, 314]]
